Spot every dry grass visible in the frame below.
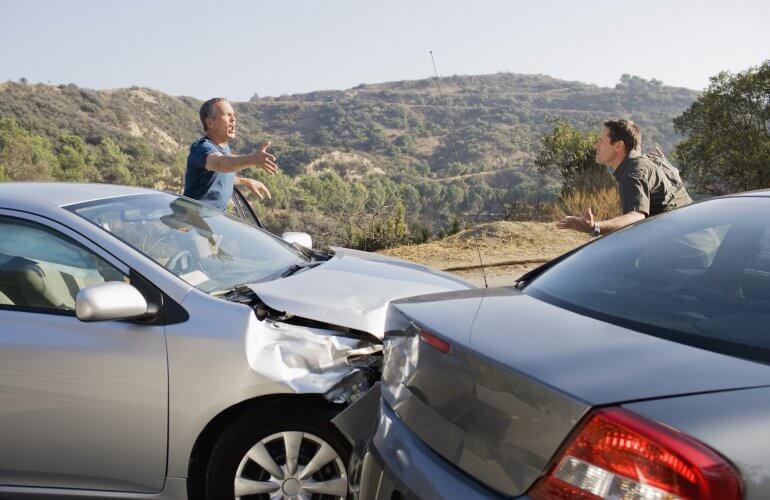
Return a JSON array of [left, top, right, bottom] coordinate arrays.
[[381, 220, 590, 270], [547, 187, 621, 221]]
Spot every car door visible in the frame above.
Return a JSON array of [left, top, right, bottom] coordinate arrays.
[[0, 211, 168, 494], [230, 186, 263, 228]]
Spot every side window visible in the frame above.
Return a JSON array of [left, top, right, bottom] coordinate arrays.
[[0, 217, 126, 313], [742, 228, 770, 301], [636, 224, 730, 271], [746, 229, 770, 273]]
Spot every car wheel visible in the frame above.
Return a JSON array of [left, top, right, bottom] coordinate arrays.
[[205, 407, 351, 500]]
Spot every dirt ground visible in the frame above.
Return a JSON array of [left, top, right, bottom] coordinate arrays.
[[380, 221, 590, 287]]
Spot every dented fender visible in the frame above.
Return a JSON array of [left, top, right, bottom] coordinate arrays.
[[244, 312, 381, 398]]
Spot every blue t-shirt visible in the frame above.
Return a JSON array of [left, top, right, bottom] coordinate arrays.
[[183, 137, 234, 211]]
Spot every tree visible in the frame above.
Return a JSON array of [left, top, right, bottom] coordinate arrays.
[[56, 134, 99, 182], [95, 138, 134, 185], [386, 200, 408, 244], [674, 61, 770, 194], [394, 134, 415, 153], [615, 74, 663, 91], [0, 117, 57, 181], [445, 183, 465, 205], [534, 119, 611, 194], [126, 141, 164, 188]]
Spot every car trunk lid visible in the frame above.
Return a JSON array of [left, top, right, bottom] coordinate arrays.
[[383, 287, 770, 496]]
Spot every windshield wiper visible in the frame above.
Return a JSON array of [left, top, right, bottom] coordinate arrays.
[[211, 283, 254, 298], [280, 261, 322, 278], [214, 262, 323, 296]]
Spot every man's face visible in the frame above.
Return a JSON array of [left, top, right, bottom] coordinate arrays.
[[595, 126, 624, 167], [206, 100, 236, 142]]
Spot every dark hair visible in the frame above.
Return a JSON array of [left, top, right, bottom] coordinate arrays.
[[603, 119, 641, 154], [199, 97, 227, 130]]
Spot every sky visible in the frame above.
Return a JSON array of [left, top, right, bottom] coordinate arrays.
[[1, 0, 768, 101]]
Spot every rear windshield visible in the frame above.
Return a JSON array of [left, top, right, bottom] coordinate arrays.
[[526, 197, 770, 364]]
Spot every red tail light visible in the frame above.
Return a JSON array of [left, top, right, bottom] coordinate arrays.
[[529, 407, 742, 500], [418, 329, 451, 354]]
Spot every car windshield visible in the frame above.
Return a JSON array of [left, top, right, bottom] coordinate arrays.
[[525, 196, 770, 363], [68, 193, 306, 293]]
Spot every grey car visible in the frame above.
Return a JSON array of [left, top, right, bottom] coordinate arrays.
[[351, 191, 770, 500], [0, 182, 472, 499]]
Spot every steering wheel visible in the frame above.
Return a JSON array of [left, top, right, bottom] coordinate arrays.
[[165, 249, 195, 273]]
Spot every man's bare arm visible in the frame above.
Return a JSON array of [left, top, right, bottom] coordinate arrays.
[[596, 211, 645, 234], [235, 176, 271, 200], [557, 208, 645, 235], [206, 152, 261, 173], [205, 141, 278, 175]]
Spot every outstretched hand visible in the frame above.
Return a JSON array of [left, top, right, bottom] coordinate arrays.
[[251, 141, 278, 175], [239, 177, 272, 200], [557, 207, 595, 234]]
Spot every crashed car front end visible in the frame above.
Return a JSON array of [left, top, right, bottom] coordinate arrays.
[[224, 284, 383, 405], [69, 190, 472, 408], [222, 250, 474, 405]]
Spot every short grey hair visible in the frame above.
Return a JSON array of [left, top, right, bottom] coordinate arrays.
[[199, 97, 228, 131]]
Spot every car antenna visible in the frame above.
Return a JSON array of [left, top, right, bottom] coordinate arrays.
[[429, 50, 488, 288]]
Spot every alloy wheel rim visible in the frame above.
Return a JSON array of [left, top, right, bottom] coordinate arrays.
[[234, 431, 348, 499]]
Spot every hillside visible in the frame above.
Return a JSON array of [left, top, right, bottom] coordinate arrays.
[[0, 73, 697, 248], [241, 73, 695, 177], [0, 83, 200, 155]]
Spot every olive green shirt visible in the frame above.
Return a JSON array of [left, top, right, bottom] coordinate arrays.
[[613, 151, 692, 216]]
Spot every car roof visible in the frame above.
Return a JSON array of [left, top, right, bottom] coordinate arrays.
[[0, 182, 164, 210], [719, 189, 770, 198]]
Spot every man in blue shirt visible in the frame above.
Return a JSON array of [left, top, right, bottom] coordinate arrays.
[[184, 97, 278, 211]]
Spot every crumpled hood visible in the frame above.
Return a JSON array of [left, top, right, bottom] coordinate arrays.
[[246, 254, 473, 338]]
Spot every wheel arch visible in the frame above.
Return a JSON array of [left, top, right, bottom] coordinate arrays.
[[186, 393, 342, 499]]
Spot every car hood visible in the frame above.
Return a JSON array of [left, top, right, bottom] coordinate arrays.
[[246, 254, 473, 338]]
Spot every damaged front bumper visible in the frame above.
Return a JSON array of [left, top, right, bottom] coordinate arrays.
[[230, 285, 383, 407]]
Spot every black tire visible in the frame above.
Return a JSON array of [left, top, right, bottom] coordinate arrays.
[[205, 402, 351, 500]]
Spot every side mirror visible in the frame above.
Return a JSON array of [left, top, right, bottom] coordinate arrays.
[[282, 231, 313, 249], [76, 282, 154, 322]]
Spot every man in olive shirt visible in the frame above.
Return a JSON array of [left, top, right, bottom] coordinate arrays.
[[558, 119, 692, 236]]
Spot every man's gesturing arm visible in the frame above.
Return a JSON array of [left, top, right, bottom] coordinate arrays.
[[557, 208, 645, 235], [594, 211, 645, 234], [234, 177, 271, 200], [205, 141, 278, 175]]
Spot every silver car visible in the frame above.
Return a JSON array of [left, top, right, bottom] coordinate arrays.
[[352, 191, 770, 500], [0, 182, 472, 499]]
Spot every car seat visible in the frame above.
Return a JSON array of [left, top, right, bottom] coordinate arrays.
[[0, 255, 79, 310]]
